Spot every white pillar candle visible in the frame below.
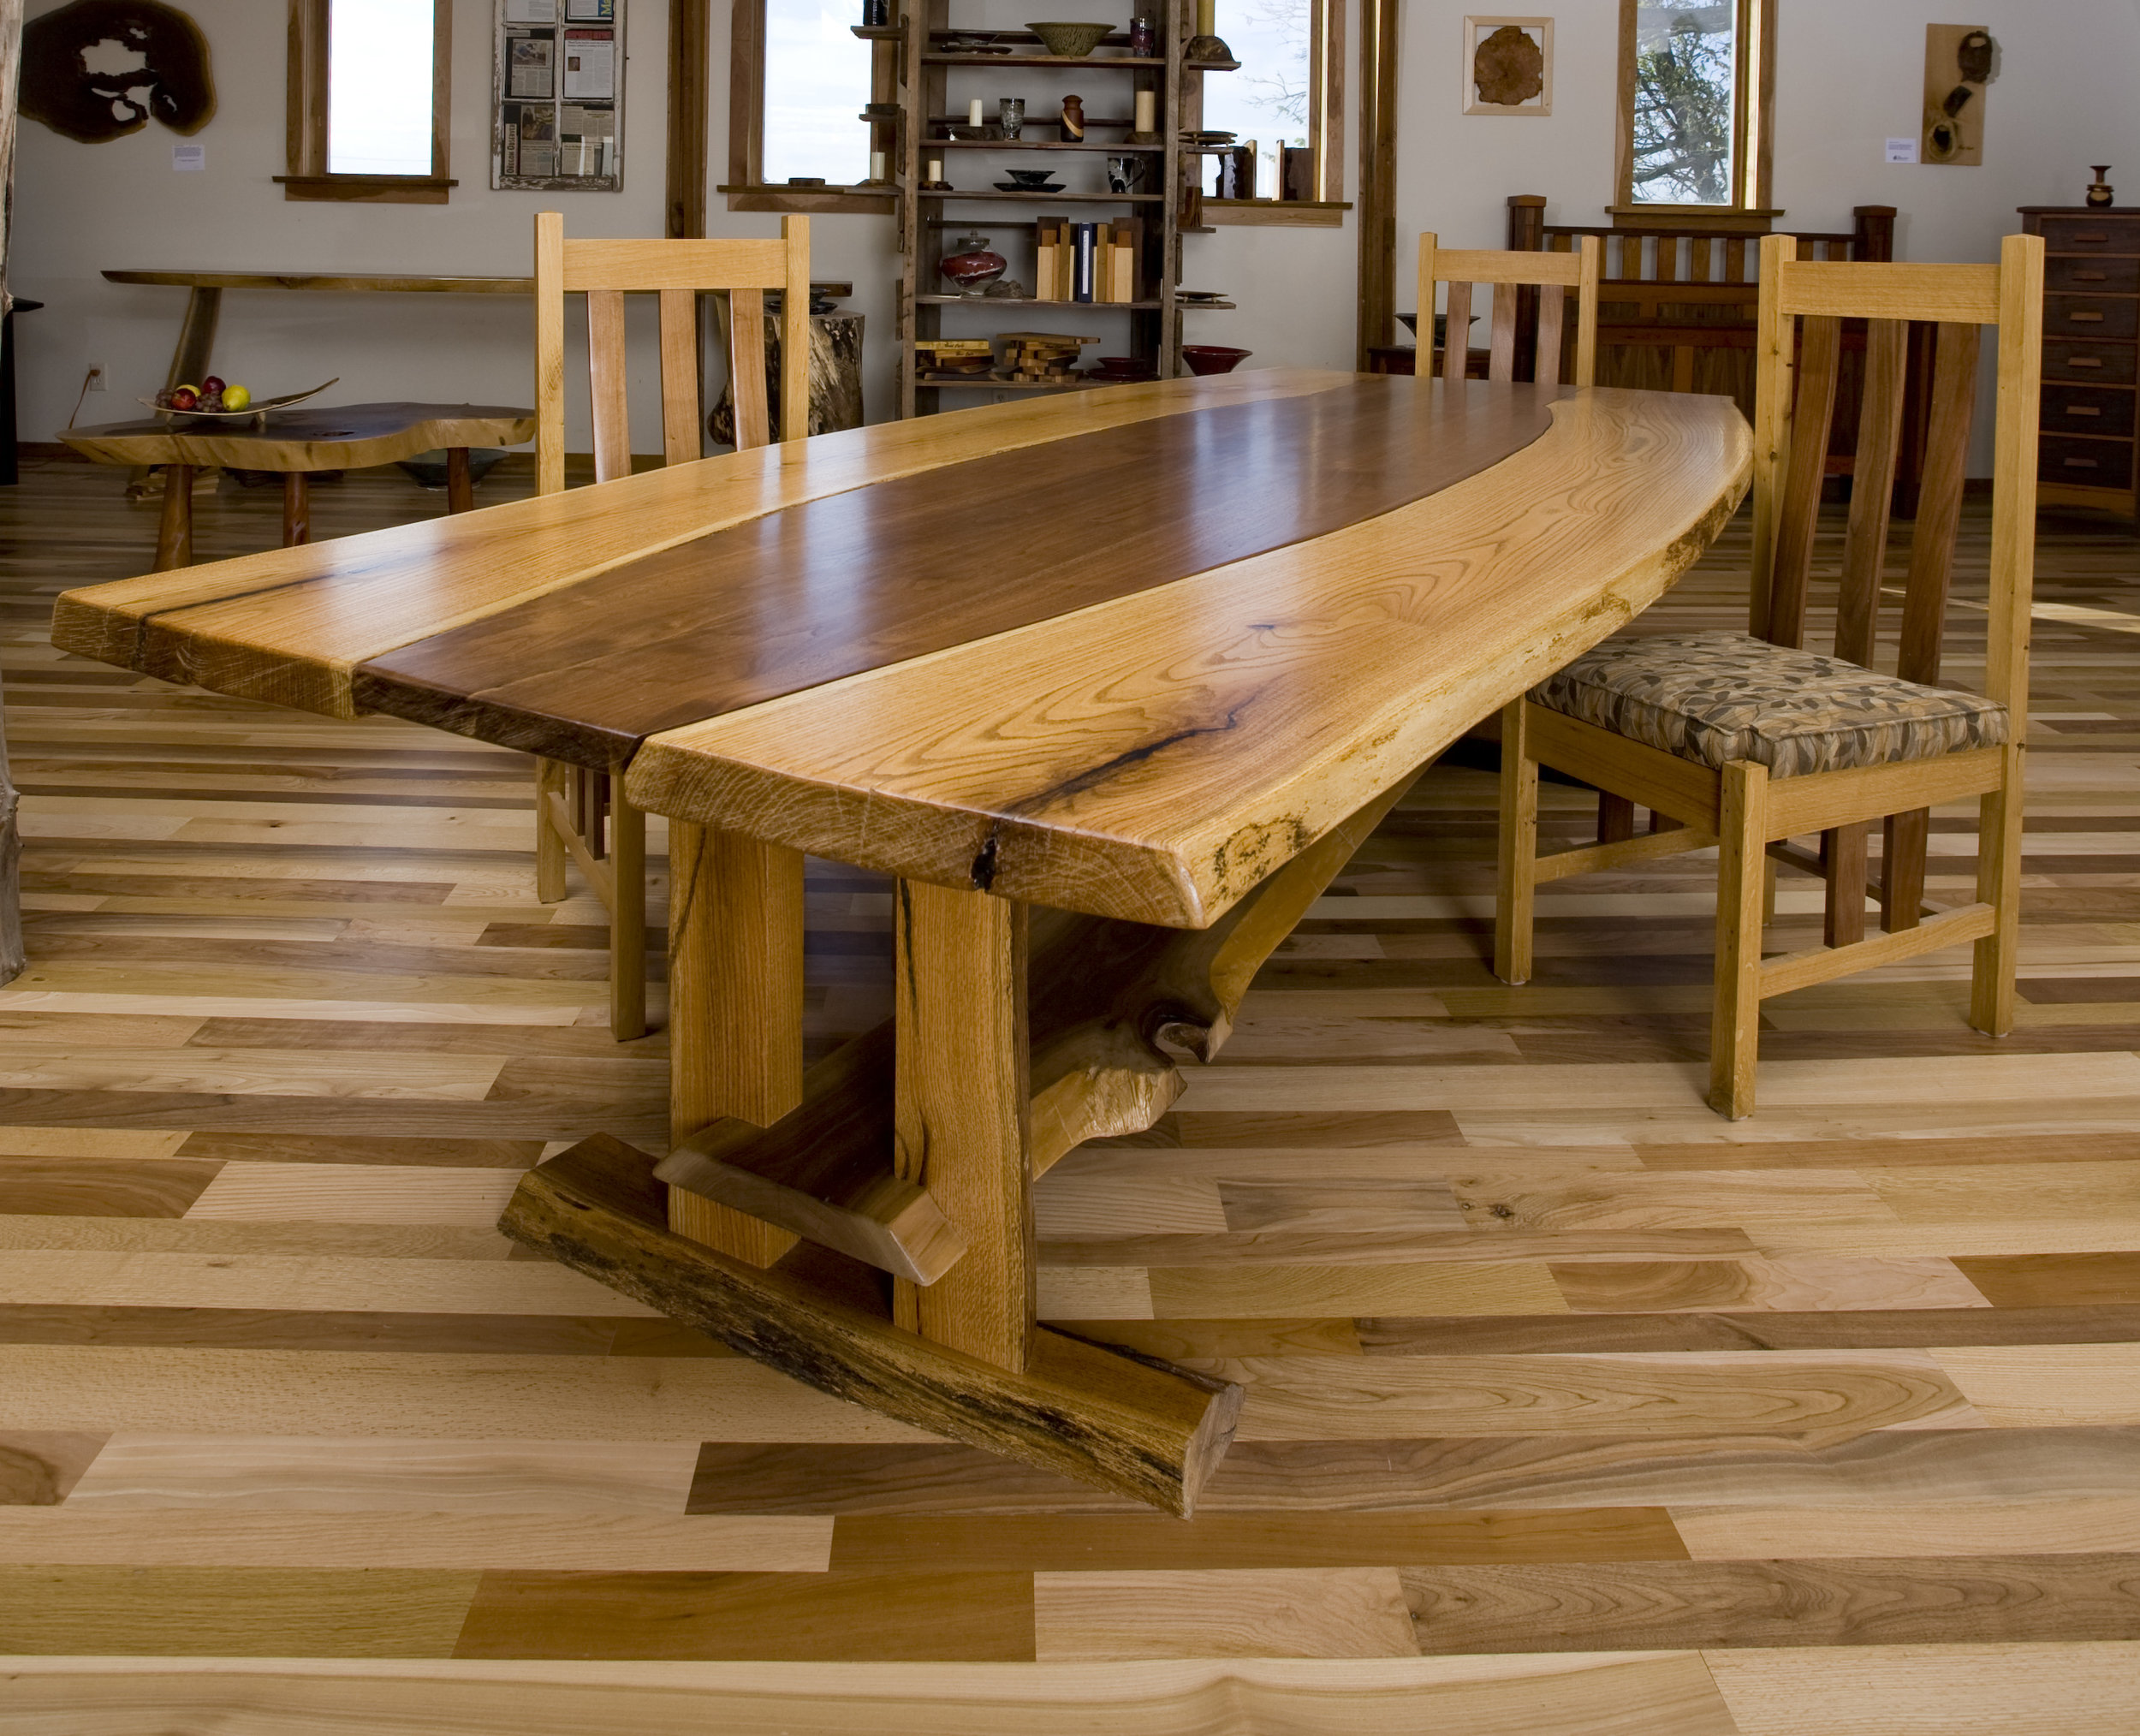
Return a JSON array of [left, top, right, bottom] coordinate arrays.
[[1196, 0, 1215, 36], [968, 98, 984, 126], [871, 150, 888, 181], [926, 157, 943, 182], [1134, 89, 1156, 133]]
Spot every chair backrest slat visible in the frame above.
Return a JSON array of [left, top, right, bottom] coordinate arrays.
[[1418, 234, 1601, 389], [1535, 281, 1566, 389], [1761, 314, 1843, 650], [1749, 233, 2043, 740], [1487, 282, 1519, 383], [533, 211, 811, 499], [657, 289, 704, 467], [1832, 318, 1911, 666], [728, 288, 771, 451], [1896, 322, 1982, 686]]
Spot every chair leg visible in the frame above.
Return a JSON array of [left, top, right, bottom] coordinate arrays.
[[1970, 743, 2024, 1037], [1709, 759, 1769, 1120], [1762, 855, 1779, 924], [608, 788, 648, 1042], [1882, 809, 1929, 933], [1822, 823, 1868, 947], [1598, 792, 1636, 844], [1494, 699, 1538, 986], [534, 758, 569, 903]]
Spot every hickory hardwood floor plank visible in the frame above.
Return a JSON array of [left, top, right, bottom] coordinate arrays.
[[1031, 1566, 1418, 1660], [4, 459, 2138, 1702]]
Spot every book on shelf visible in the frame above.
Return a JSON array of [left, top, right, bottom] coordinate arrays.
[[1033, 221, 1060, 303], [1071, 222, 1099, 304]]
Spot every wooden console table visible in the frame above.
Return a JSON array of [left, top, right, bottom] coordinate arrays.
[[53, 371, 1750, 1514]]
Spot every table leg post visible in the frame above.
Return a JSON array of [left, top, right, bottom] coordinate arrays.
[[892, 878, 1033, 1374], [153, 464, 195, 571], [282, 473, 311, 547], [446, 447, 474, 514], [666, 819, 805, 1265]]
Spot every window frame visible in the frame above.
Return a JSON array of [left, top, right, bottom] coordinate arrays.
[[722, 0, 894, 215], [280, 0, 455, 205], [1204, 0, 1349, 226], [1613, 0, 1775, 219]]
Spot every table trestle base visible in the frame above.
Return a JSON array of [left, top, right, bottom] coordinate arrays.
[[501, 1133, 1243, 1516]]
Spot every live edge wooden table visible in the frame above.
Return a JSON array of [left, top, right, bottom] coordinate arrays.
[[59, 402, 537, 572], [52, 370, 1751, 1515]]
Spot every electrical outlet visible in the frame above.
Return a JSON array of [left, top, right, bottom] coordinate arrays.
[[85, 364, 106, 391]]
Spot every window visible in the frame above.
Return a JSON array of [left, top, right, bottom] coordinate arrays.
[[282, 0, 454, 203], [726, 0, 888, 210], [1201, 0, 1344, 210], [1615, 0, 1773, 212]]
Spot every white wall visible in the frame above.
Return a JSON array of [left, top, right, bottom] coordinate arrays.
[[15, 0, 2140, 456]]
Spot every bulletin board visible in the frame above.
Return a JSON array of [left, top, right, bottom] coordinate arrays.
[[491, 0, 625, 192]]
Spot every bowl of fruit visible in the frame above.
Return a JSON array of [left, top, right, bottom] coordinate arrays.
[[141, 376, 339, 425]]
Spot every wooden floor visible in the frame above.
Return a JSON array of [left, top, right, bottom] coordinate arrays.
[[2, 450, 2137, 1732]]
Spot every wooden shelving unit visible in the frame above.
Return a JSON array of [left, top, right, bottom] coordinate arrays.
[[862, 4, 1236, 418]]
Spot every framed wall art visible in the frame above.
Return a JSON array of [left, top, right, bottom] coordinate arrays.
[[1464, 15, 1551, 116], [491, 0, 625, 192]]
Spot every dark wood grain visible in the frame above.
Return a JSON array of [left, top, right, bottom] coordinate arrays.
[[1401, 1555, 2140, 1652], [452, 1568, 1037, 1662], [354, 379, 1563, 768], [1356, 1308, 2140, 1355]]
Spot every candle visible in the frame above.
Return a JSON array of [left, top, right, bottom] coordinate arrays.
[[870, 150, 887, 181], [968, 98, 984, 126], [1134, 89, 1156, 133], [926, 157, 943, 182], [1196, 0, 1215, 36]]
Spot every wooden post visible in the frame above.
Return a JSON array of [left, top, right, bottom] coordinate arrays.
[[153, 463, 195, 571], [0, 0, 19, 984], [1354, 0, 1399, 372], [667, 820, 805, 1265], [281, 471, 310, 546], [445, 446, 474, 513], [893, 878, 1033, 1374], [1507, 194, 1547, 381], [665, 0, 710, 241]]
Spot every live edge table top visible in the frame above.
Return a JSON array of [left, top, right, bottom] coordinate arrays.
[[54, 370, 1751, 929]]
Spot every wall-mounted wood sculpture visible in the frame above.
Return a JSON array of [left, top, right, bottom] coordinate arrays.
[[21, 0, 214, 144], [1922, 23, 1994, 166], [1465, 16, 1552, 117]]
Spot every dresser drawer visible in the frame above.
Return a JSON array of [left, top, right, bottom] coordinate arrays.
[[2044, 340, 2139, 384], [2042, 383, 2137, 437], [2039, 435, 2135, 490], [2049, 256, 2140, 294], [2041, 217, 2140, 254], [2046, 294, 2139, 340]]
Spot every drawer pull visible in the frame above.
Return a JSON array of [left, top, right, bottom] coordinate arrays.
[[2074, 232, 2112, 243], [2068, 311, 2107, 323], [2066, 405, 2103, 416], [2062, 457, 2101, 468], [2069, 356, 2105, 367], [2076, 271, 2108, 282]]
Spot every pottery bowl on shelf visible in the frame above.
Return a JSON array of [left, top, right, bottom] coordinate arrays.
[[1004, 168, 1056, 187], [1026, 20, 1113, 56], [1180, 344, 1251, 376]]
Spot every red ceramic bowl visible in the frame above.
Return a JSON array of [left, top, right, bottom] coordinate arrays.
[[1180, 344, 1251, 376]]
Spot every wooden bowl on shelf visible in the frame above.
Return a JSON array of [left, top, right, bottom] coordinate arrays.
[[1180, 345, 1251, 376], [1025, 20, 1113, 56]]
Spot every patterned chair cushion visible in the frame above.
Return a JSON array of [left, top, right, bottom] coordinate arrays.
[[1529, 631, 2008, 779]]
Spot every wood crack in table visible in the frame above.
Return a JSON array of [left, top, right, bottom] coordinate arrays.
[[53, 370, 1751, 1514]]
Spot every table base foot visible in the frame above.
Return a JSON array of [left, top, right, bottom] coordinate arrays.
[[505, 1134, 1241, 1517]]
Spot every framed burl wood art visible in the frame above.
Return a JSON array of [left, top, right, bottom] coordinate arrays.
[[1464, 15, 1550, 117]]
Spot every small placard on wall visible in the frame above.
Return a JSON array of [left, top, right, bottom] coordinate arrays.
[[1885, 137, 1918, 163], [172, 142, 205, 171]]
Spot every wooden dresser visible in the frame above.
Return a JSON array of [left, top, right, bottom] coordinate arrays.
[[2018, 205, 2140, 520]]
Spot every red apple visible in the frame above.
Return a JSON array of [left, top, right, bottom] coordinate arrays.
[[169, 386, 199, 410], [200, 375, 225, 395]]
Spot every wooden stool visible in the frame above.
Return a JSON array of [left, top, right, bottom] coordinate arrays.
[[60, 402, 535, 569]]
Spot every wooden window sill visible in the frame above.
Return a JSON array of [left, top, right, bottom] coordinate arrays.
[[276, 175, 458, 205], [720, 183, 896, 215], [1204, 199, 1351, 228]]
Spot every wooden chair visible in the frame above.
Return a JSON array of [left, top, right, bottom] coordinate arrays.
[[1418, 232, 1602, 388], [1493, 232, 2044, 1118], [532, 211, 811, 1040]]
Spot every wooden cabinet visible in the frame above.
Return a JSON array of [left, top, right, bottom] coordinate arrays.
[[2019, 205, 2140, 519]]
